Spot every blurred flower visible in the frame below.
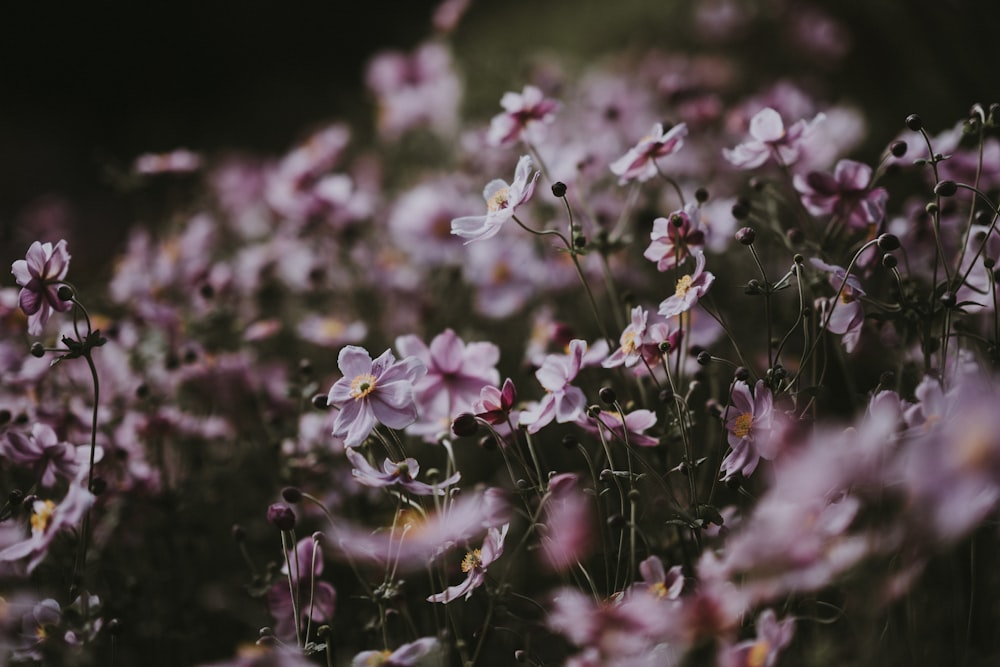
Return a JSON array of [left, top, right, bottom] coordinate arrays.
[[451, 155, 540, 243], [11, 240, 73, 336], [810, 258, 866, 352], [538, 474, 594, 572], [643, 203, 707, 271], [793, 159, 887, 231], [326, 346, 426, 447], [718, 609, 795, 667], [723, 107, 824, 169], [609, 122, 687, 183], [721, 380, 774, 481], [133, 148, 202, 175], [519, 339, 589, 434], [629, 556, 684, 600], [2, 423, 80, 487], [487, 85, 561, 147], [657, 251, 715, 319], [266, 537, 336, 641], [351, 637, 444, 666], [345, 448, 460, 496], [577, 408, 659, 447], [427, 523, 509, 603], [0, 482, 94, 573], [296, 315, 367, 348]]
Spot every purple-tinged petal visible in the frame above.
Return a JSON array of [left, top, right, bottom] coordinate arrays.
[[337, 345, 373, 379], [749, 107, 785, 142]]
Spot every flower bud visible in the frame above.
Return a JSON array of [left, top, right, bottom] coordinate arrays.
[[311, 393, 329, 409], [281, 486, 302, 504], [882, 254, 898, 269], [735, 226, 756, 245], [695, 187, 709, 203], [696, 350, 712, 366], [266, 503, 296, 531], [551, 182, 567, 198], [56, 285, 74, 301], [890, 140, 907, 158], [905, 114, 923, 132], [734, 366, 750, 382], [451, 413, 480, 438], [30, 342, 45, 358], [877, 234, 900, 252], [934, 180, 957, 197], [598, 386, 617, 404]]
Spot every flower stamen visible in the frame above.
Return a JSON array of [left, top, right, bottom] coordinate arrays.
[[733, 413, 754, 439], [350, 373, 378, 399]]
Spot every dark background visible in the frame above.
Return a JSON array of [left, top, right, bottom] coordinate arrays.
[[2, 0, 999, 277]]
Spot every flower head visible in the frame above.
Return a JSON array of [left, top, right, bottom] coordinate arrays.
[[11, 240, 73, 335], [602, 306, 649, 369], [658, 251, 715, 319], [266, 537, 336, 641], [345, 447, 460, 496], [610, 122, 688, 184], [487, 85, 561, 147], [643, 203, 707, 271], [721, 380, 774, 481], [326, 346, 426, 448], [518, 339, 589, 434], [0, 482, 94, 573], [793, 159, 888, 231], [450, 156, 540, 243], [723, 107, 824, 169], [474, 377, 517, 425], [427, 523, 509, 603]]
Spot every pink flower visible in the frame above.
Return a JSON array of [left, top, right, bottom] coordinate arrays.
[[793, 159, 888, 231], [657, 251, 715, 319], [721, 380, 774, 481], [265, 537, 336, 641], [474, 377, 517, 425], [719, 609, 795, 667], [351, 637, 443, 667], [0, 482, 94, 573], [2, 423, 80, 487], [602, 306, 649, 369], [345, 447, 460, 496], [723, 107, 824, 169], [610, 122, 688, 183], [810, 258, 866, 352], [11, 240, 73, 336], [487, 85, 561, 147], [518, 339, 589, 434], [643, 203, 707, 271], [538, 473, 594, 572], [427, 523, 509, 603], [450, 155, 540, 243], [326, 346, 426, 448], [630, 555, 684, 600], [576, 408, 659, 447]]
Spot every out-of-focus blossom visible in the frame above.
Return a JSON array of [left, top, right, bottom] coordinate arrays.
[[351, 637, 444, 667], [658, 251, 715, 319], [718, 609, 795, 667], [395, 329, 500, 439], [12, 598, 61, 662], [1, 423, 92, 487], [610, 122, 688, 183], [133, 148, 202, 175], [11, 240, 73, 336], [519, 339, 589, 434], [629, 556, 684, 600], [265, 536, 336, 641], [0, 482, 94, 573], [721, 380, 774, 481], [538, 473, 594, 572], [487, 85, 561, 148], [793, 159, 887, 231], [723, 107, 824, 169], [326, 346, 426, 448], [345, 448, 460, 496], [577, 408, 659, 447], [427, 523, 508, 603], [643, 203, 706, 271], [296, 315, 367, 348], [811, 258, 866, 352], [365, 41, 461, 140], [387, 178, 479, 266], [451, 155, 540, 243]]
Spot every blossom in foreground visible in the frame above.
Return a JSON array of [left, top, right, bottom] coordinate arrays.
[[723, 107, 824, 169], [643, 203, 707, 271], [326, 346, 426, 448], [793, 159, 888, 231], [518, 339, 589, 434], [0, 483, 94, 573], [351, 637, 443, 667], [11, 240, 73, 336], [610, 122, 688, 183], [538, 473, 594, 573], [345, 447, 460, 496], [721, 380, 774, 481], [811, 258, 866, 352], [630, 556, 684, 600], [603, 306, 649, 369], [266, 537, 336, 641], [487, 84, 561, 147], [657, 251, 715, 319], [450, 155, 540, 243], [427, 523, 509, 603]]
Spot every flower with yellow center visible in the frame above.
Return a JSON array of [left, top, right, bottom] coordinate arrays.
[[461, 548, 483, 573], [746, 640, 770, 667], [733, 413, 754, 439], [674, 273, 694, 298], [350, 373, 378, 399], [621, 330, 639, 355], [487, 187, 510, 212]]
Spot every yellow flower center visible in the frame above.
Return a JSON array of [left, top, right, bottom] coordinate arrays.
[[30, 500, 56, 535], [319, 317, 345, 338], [487, 187, 510, 212], [461, 549, 483, 573], [747, 640, 770, 667], [674, 274, 694, 298], [492, 261, 512, 284], [649, 581, 669, 598], [733, 413, 754, 439], [621, 330, 639, 354], [350, 373, 377, 399], [365, 650, 393, 666]]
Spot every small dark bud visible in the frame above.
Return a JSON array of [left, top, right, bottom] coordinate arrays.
[[731, 202, 750, 220], [451, 413, 480, 438], [628, 489, 641, 501], [317, 625, 331, 639], [877, 234, 900, 252], [231, 524, 246, 542], [599, 469, 614, 483], [0, 409, 11, 426], [658, 388, 674, 404], [925, 202, 938, 215], [696, 350, 712, 366], [136, 383, 150, 399], [658, 340, 672, 354], [786, 228, 803, 245], [30, 342, 45, 358], [882, 254, 898, 269], [551, 182, 567, 198], [598, 386, 617, 404], [266, 503, 296, 531], [561, 434, 579, 450], [56, 285, 74, 301], [984, 257, 996, 270], [940, 291, 956, 308], [890, 140, 907, 158], [515, 649, 528, 663], [573, 235, 587, 248], [735, 226, 756, 245], [22, 494, 37, 510], [905, 114, 923, 132], [695, 187, 709, 203], [107, 618, 122, 636], [934, 180, 957, 197], [281, 487, 302, 504], [586, 404, 602, 418], [311, 393, 329, 409], [8, 489, 24, 506], [734, 366, 750, 382], [89, 477, 107, 496], [515, 478, 531, 491], [792, 254, 804, 265], [183, 348, 198, 364], [670, 213, 684, 228], [199, 283, 215, 299], [607, 513, 626, 529]]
